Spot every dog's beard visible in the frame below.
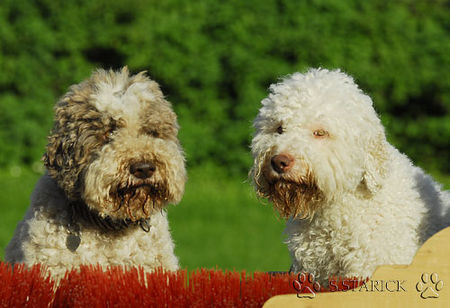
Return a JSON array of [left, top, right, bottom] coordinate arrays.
[[256, 172, 323, 219], [109, 181, 170, 221]]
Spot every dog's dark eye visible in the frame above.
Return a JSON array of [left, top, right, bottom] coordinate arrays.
[[147, 130, 160, 138], [276, 126, 284, 134], [313, 129, 329, 137], [103, 128, 115, 142]]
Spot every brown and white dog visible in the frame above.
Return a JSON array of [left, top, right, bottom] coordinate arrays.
[[6, 68, 186, 279]]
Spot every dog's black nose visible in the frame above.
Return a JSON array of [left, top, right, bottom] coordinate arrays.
[[271, 154, 295, 174], [130, 162, 156, 179]]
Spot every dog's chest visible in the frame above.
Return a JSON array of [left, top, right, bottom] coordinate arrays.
[[286, 192, 425, 280], [23, 206, 166, 267]]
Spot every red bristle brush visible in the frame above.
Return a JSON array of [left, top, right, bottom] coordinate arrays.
[[0, 261, 364, 307], [0, 262, 54, 308]]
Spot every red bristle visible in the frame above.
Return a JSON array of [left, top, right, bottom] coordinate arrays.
[[1, 261, 369, 306], [220, 270, 242, 307], [0, 262, 13, 305], [206, 270, 241, 307], [240, 272, 298, 307], [0, 262, 54, 308], [55, 265, 149, 307], [54, 265, 104, 307]]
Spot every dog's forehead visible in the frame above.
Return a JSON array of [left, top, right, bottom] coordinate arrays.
[[91, 80, 151, 118], [258, 96, 351, 129], [89, 79, 175, 127], [259, 70, 374, 126]]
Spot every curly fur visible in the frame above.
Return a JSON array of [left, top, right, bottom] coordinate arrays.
[[6, 68, 186, 279], [250, 68, 450, 284]]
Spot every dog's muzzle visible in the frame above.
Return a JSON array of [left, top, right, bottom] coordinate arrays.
[[271, 154, 295, 174], [130, 161, 156, 179], [255, 153, 323, 219]]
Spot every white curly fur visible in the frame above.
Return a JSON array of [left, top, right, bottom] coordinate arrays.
[[251, 68, 450, 284], [5, 68, 185, 279], [6, 175, 179, 277]]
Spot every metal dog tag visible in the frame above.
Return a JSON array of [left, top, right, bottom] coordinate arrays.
[[66, 234, 81, 252]]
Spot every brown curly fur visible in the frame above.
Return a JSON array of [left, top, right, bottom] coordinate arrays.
[[43, 67, 186, 223], [43, 92, 113, 200], [251, 149, 323, 219]]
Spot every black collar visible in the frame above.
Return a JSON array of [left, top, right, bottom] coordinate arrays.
[[69, 200, 151, 233]]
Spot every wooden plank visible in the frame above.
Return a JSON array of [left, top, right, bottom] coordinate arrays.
[[264, 227, 450, 308]]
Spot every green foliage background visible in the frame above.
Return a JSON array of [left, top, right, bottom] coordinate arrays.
[[0, 0, 449, 269], [0, 0, 449, 174]]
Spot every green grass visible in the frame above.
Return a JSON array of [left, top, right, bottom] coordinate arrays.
[[168, 165, 289, 271], [0, 167, 40, 259]]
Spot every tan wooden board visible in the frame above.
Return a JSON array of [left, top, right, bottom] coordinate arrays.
[[264, 227, 450, 308]]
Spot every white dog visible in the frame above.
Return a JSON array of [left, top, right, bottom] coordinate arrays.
[[6, 68, 186, 279], [250, 68, 450, 284]]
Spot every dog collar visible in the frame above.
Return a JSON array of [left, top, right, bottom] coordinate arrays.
[[65, 201, 151, 252]]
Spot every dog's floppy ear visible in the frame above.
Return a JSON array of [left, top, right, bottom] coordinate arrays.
[[43, 89, 99, 199], [363, 132, 389, 195], [42, 101, 81, 199], [43, 123, 76, 177]]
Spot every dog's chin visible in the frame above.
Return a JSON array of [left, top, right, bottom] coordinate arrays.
[[104, 182, 170, 222], [260, 176, 323, 219]]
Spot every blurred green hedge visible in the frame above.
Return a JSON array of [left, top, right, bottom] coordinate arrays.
[[0, 0, 449, 175]]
